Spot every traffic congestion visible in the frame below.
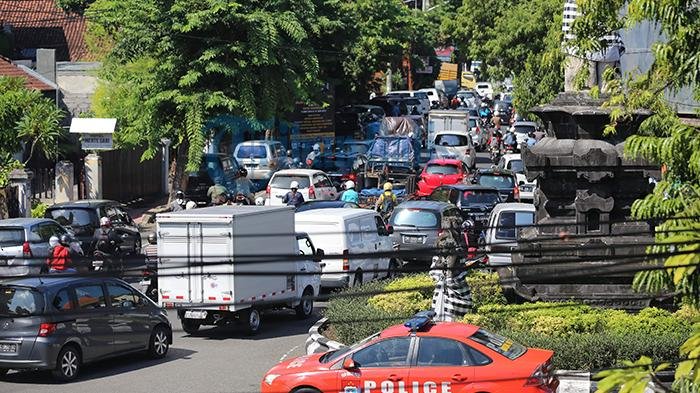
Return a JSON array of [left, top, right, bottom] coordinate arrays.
[[0, 83, 555, 391]]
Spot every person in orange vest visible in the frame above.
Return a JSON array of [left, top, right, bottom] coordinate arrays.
[[47, 235, 75, 273]]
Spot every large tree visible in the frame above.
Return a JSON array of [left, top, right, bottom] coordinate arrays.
[[0, 76, 64, 186], [572, 0, 699, 391], [87, 0, 322, 190]]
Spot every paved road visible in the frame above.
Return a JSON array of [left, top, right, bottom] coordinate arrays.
[[1, 308, 322, 393]]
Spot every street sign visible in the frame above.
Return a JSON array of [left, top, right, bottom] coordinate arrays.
[[69, 118, 116, 150], [437, 62, 458, 80]]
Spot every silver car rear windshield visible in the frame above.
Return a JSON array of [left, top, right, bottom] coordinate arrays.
[[0, 228, 24, 247], [0, 286, 45, 317]]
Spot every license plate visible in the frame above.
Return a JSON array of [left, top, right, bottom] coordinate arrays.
[[184, 310, 207, 319], [520, 186, 532, 192], [403, 236, 423, 244], [92, 260, 103, 268], [0, 343, 17, 353]]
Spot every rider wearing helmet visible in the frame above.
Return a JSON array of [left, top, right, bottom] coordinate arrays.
[[282, 180, 305, 208], [47, 234, 74, 273], [96, 217, 123, 256], [478, 102, 492, 119], [375, 182, 398, 217], [305, 143, 321, 167], [340, 180, 359, 204], [143, 232, 158, 265], [234, 191, 251, 205], [234, 167, 255, 202], [170, 190, 187, 212]]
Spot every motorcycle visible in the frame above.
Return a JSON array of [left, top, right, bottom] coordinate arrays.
[[92, 250, 123, 273], [490, 146, 502, 164]]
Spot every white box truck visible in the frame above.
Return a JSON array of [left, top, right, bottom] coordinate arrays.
[[427, 110, 470, 151], [156, 205, 322, 335]]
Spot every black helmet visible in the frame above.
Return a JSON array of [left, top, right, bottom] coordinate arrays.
[[175, 190, 185, 198], [147, 232, 157, 244], [59, 234, 71, 246], [238, 167, 248, 177]]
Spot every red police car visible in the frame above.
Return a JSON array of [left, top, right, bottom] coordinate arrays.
[[261, 311, 558, 393], [416, 159, 469, 197]]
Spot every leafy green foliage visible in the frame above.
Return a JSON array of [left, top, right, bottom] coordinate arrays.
[[0, 76, 65, 185], [30, 201, 48, 219], [56, 0, 95, 14], [367, 274, 433, 315], [465, 270, 507, 307]]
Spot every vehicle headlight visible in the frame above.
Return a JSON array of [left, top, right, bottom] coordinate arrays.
[[264, 374, 281, 385]]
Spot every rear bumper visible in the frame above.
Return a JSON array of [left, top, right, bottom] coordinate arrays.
[[321, 274, 350, 288], [0, 264, 40, 277], [0, 358, 51, 369]]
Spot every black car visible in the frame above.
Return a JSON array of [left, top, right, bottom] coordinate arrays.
[[0, 276, 171, 381], [471, 169, 520, 202], [45, 200, 141, 255], [428, 185, 501, 223], [185, 153, 242, 205]]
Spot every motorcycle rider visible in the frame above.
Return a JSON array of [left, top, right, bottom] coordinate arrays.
[[95, 217, 123, 271], [340, 180, 360, 204], [284, 150, 294, 168], [47, 234, 75, 273], [170, 190, 187, 212], [306, 143, 321, 167], [478, 102, 492, 119], [503, 129, 517, 150], [282, 180, 305, 208], [234, 167, 255, 202], [375, 182, 398, 219]]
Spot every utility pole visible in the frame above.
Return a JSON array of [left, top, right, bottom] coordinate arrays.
[[386, 63, 393, 93], [422, 0, 429, 12]]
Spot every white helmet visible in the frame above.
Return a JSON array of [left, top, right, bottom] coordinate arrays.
[[312, 143, 320, 151], [100, 217, 111, 227], [290, 180, 300, 189], [480, 102, 487, 108], [185, 200, 197, 210], [345, 180, 355, 190], [49, 235, 59, 248], [494, 110, 500, 116], [255, 196, 265, 206]]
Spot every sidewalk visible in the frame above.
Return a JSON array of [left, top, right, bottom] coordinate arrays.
[[124, 196, 169, 234]]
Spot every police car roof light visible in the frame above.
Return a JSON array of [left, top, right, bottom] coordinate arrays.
[[404, 310, 436, 332]]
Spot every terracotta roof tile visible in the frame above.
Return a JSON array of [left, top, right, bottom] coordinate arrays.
[[0, 0, 89, 61], [0, 55, 54, 91]]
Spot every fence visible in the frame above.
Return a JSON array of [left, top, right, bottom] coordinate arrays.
[[101, 147, 163, 202], [30, 167, 55, 200]]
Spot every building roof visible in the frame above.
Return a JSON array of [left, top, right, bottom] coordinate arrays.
[[0, 56, 55, 91], [0, 0, 88, 61]]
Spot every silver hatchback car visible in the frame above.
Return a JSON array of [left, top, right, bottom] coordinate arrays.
[[0, 276, 172, 381]]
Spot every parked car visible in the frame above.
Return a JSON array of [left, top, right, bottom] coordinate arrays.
[[386, 90, 430, 115], [266, 169, 338, 206], [261, 312, 558, 393], [185, 153, 241, 205], [0, 276, 171, 381], [471, 169, 520, 202], [295, 200, 359, 212], [483, 203, 536, 266], [234, 140, 288, 181], [497, 153, 537, 202], [389, 201, 462, 264], [431, 130, 477, 169], [511, 121, 538, 146], [455, 89, 481, 108], [416, 158, 469, 197], [295, 209, 396, 288], [45, 200, 141, 255], [0, 218, 82, 277], [475, 82, 494, 99], [428, 185, 501, 225]]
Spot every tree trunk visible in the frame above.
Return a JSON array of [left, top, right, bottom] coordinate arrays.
[[170, 139, 190, 202]]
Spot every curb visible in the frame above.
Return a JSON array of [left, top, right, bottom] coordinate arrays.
[[305, 317, 346, 355]]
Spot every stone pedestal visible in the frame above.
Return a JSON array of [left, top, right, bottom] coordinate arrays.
[[54, 161, 74, 203], [9, 169, 33, 217], [84, 154, 102, 199]]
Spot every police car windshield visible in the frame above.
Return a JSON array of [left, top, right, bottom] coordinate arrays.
[[469, 329, 526, 360], [320, 332, 380, 363]]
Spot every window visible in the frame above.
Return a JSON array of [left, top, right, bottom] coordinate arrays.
[[29, 223, 66, 243], [107, 283, 137, 307], [434, 134, 469, 147], [495, 211, 535, 240], [425, 164, 460, 175], [0, 228, 25, 247], [470, 329, 527, 360], [270, 175, 311, 189], [507, 159, 524, 173], [352, 338, 411, 368], [0, 286, 44, 316], [586, 210, 601, 232], [104, 206, 131, 225], [390, 209, 440, 228], [348, 222, 362, 245], [53, 289, 75, 311], [297, 236, 315, 256], [313, 175, 332, 188], [417, 337, 468, 366], [461, 190, 501, 205], [477, 175, 515, 188], [46, 208, 96, 228], [236, 145, 268, 159], [75, 285, 107, 310], [430, 188, 450, 202]]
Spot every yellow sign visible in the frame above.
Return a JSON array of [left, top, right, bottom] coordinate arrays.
[[437, 63, 459, 80], [461, 71, 476, 89]]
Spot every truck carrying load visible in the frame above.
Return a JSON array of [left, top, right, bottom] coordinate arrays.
[[156, 205, 322, 335]]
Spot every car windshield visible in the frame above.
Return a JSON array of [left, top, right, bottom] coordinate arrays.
[[391, 209, 439, 228], [404, 98, 421, 106], [270, 175, 311, 189], [435, 134, 468, 147], [342, 144, 369, 155], [461, 190, 501, 205], [0, 286, 44, 317], [0, 228, 24, 247], [478, 174, 515, 188], [413, 92, 428, 99], [469, 119, 477, 129], [320, 332, 380, 364], [470, 329, 526, 360], [496, 211, 535, 239], [508, 159, 524, 173], [514, 125, 535, 134], [236, 145, 267, 159], [426, 164, 460, 175], [47, 208, 95, 228]]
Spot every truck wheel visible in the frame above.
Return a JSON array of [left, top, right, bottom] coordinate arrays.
[[295, 287, 314, 319], [181, 319, 200, 335], [243, 308, 262, 335], [52, 345, 81, 382]]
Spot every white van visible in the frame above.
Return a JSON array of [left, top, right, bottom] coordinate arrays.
[[267, 169, 338, 206], [483, 203, 536, 266], [295, 209, 397, 288]]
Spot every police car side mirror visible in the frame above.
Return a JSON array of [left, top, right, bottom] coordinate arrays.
[[342, 357, 357, 370]]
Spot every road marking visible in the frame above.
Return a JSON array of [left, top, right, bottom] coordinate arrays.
[[279, 344, 301, 362]]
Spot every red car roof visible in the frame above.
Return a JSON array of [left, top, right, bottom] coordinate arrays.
[[380, 321, 480, 339], [425, 158, 463, 166]]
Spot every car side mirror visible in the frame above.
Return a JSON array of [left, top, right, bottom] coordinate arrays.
[[385, 225, 394, 235], [122, 300, 135, 308], [314, 248, 325, 262], [343, 357, 357, 370], [519, 180, 525, 186]]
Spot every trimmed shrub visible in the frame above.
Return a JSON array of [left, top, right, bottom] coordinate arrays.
[[466, 270, 506, 309], [367, 274, 433, 315]]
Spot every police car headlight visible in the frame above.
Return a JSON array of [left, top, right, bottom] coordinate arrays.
[[264, 374, 280, 385]]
